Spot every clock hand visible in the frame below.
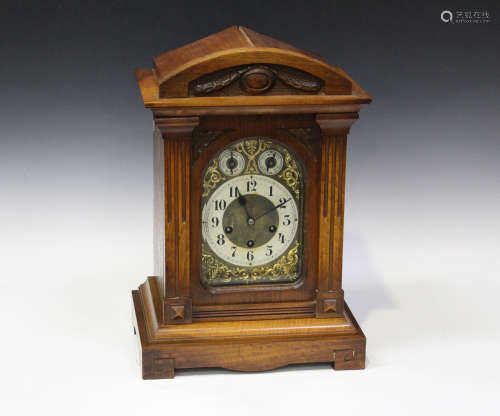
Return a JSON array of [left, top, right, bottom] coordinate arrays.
[[254, 198, 291, 221], [237, 195, 254, 224]]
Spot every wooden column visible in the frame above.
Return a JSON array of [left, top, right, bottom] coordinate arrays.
[[315, 113, 358, 318], [155, 116, 199, 324]]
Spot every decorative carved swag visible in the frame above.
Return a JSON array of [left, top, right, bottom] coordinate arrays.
[[189, 64, 324, 97]]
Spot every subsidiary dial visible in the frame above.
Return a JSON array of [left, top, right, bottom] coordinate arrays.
[[258, 150, 283, 175], [219, 150, 245, 176]]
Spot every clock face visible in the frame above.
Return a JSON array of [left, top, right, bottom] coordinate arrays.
[[200, 138, 303, 287], [202, 174, 299, 267]]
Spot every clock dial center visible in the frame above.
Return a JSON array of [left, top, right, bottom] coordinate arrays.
[[222, 194, 278, 248]]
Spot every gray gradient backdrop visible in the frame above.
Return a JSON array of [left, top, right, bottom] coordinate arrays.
[[1, 1, 499, 415]]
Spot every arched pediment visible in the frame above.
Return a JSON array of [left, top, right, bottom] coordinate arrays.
[[152, 26, 351, 98], [135, 26, 371, 109]]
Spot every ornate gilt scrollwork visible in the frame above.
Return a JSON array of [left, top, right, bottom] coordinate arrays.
[[278, 152, 301, 199], [236, 139, 272, 174], [202, 241, 300, 285], [201, 138, 302, 199], [202, 159, 224, 197]]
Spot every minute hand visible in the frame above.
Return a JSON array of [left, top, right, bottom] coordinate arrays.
[[254, 198, 291, 221]]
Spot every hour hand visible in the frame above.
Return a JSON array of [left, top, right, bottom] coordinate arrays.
[[238, 195, 254, 224]]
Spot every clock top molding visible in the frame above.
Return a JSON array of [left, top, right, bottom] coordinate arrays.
[[135, 26, 371, 115]]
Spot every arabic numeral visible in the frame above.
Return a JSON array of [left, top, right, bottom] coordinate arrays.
[[217, 234, 225, 245], [265, 246, 273, 256], [278, 197, 287, 208], [229, 186, 240, 198], [246, 180, 257, 192], [269, 186, 273, 196], [283, 214, 291, 226], [278, 233, 285, 244], [214, 199, 227, 211], [247, 251, 254, 261], [211, 217, 219, 227], [231, 246, 237, 257]]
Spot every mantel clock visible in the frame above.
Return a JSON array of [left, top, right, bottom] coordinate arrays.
[[131, 26, 371, 379]]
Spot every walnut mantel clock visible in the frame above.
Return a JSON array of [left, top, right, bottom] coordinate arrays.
[[131, 26, 371, 379]]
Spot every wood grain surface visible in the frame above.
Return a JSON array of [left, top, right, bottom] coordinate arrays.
[[132, 284, 366, 378]]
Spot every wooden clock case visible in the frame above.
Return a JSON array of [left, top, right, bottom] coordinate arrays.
[[131, 26, 371, 379]]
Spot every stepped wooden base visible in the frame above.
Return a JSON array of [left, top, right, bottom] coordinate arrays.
[[131, 278, 366, 379]]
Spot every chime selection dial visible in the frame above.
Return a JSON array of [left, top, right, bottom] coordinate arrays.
[[218, 150, 245, 176], [258, 150, 284, 175]]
